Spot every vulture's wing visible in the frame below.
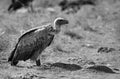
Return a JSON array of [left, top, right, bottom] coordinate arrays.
[[8, 29, 37, 61], [12, 28, 50, 61]]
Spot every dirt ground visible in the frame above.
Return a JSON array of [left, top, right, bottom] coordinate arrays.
[[0, 0, 120, 79]]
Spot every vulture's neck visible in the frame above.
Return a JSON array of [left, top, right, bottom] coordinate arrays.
[[53, 23, 61, 33], [48, 24, 61, 35]]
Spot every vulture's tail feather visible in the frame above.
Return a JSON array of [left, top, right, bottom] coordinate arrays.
[[8, 48, 16, 62], [8, 43, 18, 62]]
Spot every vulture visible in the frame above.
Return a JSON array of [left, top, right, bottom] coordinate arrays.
[[8, 17, 69, 66], [59, 0, 96, 12], [8, 0, 34, 12]]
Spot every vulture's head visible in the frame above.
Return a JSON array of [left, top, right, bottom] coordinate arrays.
[[53, 17, 69, 33]]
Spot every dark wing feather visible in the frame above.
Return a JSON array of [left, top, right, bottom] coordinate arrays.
[[8, 29, 37, 61], [18, 29, 37, 42], [8, 43, 18, 61], [11, 27, 54, 61], [47, 34, 54, 46]]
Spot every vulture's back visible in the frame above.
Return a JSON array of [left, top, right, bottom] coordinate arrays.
[[8, 26, 54, 62]]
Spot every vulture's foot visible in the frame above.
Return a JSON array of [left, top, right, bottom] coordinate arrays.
[[36, 59, 41, 66]]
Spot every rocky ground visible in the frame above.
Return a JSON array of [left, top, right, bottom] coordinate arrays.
[[0, 0, 120, 79]]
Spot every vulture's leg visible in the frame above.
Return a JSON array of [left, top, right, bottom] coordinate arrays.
[[36, 59, 41, 66], [8, 0, 15, 12], [36, 55, 41, 66], [30, 4, 34, 12], [8, 4, 14, 12], [28, 2, 34, 12]]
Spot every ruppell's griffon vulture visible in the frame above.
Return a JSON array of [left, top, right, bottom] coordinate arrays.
[[8, 17, 69, 66]]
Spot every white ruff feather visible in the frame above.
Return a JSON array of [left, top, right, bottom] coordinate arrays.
[[34, 27, 45, 33], [21, 23, 51, 35], [34, 23, 51, 33], [53, 17, 64, 29]]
